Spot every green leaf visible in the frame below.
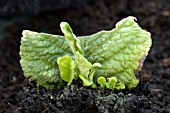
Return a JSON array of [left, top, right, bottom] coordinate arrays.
[[88, 63, 102, 88], [20, 30, 72, 88], [106, 77, 117, 90], [115, 83, 125, 90], [89, 63, 102, 82], [80, 16, 152, 88], [60, 22, 100, 87], [79, 75, 93, 86], [75, 51, 92, 78], [97, 77, 106, 88], [57, 55, 77, 85], [60, 22, 83, 55], [75, 51, 94, 86]]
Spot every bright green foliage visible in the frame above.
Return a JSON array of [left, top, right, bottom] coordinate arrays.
[[106, 77, 117, 90], [60, 22, 101, 87], [57, 55, 77, 85], [20, 16, 152, 89], [60, 22, 84, 55], [97, 77, 125, 90], [115, 83, 125, 90], [97, 77, 106, 88], [75, 51, 92, 84], [89, 63, 102, 83]]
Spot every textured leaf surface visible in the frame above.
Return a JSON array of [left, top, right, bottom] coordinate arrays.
[[20, 16, 151, 89], [80, 17, 151, 88], [20, 30, 72, 88]]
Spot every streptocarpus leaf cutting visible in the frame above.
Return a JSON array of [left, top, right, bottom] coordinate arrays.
[[20, 16, 152, 90]]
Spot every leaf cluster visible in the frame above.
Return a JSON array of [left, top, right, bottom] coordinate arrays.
[[20, 16, 152, 90]]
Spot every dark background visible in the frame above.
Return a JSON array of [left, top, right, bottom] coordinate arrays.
[[0, 0, 170, 112]]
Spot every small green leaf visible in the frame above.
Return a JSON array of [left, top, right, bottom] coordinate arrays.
[[60, 22, 97, 86], [89, 63, 102, 81], [115, 83, 125, 90], [97, 77, 106, 88], [106, 77, 117, 90], [89, 63, 102, 88], [79, 75, 93, 86], [75, 51, 92, 78], [57, 55, 76, 85], [60, 22, 83, 55]]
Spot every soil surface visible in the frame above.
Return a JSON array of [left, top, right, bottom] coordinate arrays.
[[0, 0, 170, 113]]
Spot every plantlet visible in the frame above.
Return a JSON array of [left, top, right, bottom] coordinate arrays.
[[20, 16, 152, 90]]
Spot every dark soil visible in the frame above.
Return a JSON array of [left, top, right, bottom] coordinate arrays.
[[0, 0, 170, 113]]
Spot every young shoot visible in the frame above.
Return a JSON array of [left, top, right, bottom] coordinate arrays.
[[20, 16, 152, 90]]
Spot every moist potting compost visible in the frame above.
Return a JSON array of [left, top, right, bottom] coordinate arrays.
[[0, 0, 170, 113]]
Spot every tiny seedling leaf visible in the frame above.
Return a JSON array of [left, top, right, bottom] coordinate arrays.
[[115, 83, 125, 90], [97, 77, 106, 88], [106, 77, 117, 90], [57, 55, 77, 85]]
